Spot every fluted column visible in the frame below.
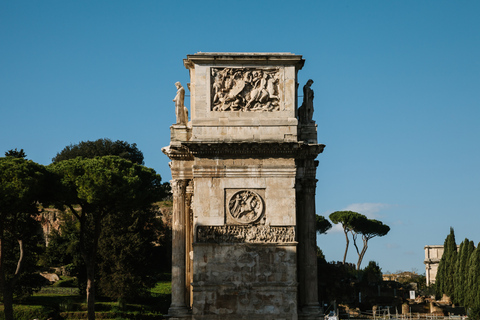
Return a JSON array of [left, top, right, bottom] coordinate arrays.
[[169, 179, 189, 317], [185, 180, 194, 308], [297, 159, 322, 319]]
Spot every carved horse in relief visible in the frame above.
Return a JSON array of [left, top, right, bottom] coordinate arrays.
[[218, 75, 247, 111]]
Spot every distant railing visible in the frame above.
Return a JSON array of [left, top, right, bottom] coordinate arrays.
[[341, 315, 467, 320], [337, 309, 467, 320]]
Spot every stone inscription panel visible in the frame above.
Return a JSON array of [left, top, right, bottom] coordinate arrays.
[[211, 67, 283, 112]]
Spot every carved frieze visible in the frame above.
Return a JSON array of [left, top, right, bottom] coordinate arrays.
[[197, 225, 295, 244], [211, 67, 282, 112]]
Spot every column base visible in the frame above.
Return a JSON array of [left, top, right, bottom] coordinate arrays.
[[298, 304, 323, 320], [167, 305, 191, 319]]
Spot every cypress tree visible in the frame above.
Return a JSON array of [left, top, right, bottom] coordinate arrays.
[[465, 241, 476, 306], [436, 228, 457, 299], [465, 241, 475, 305], [454, 239, 475, 306], [454, 240, 465, 305], [445, 228, 458, 299], [436, 248, 447, 296], [465, 244, 480, 312]]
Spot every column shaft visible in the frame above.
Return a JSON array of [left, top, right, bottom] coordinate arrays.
[[169, 179, 189, 317], [297, 160, 322, 319], [185, 181, 194, 308]]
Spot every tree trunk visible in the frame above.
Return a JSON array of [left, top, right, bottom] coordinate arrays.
[[0, 223, 14, 320], [14, 239, 24, 278], [342, 228, 349, 264], [82, 216, 101, 320], [352, 233, 362, 269], [2, 285, 15, 320], [86, 261, 96, 320], [0, 261, 15, 320], [357, 238, 369, 270]]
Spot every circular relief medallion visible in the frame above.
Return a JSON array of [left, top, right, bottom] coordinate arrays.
[[228, 190, 264, 224]]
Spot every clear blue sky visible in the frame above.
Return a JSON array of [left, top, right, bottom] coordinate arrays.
[[1, 1, 479, 274]]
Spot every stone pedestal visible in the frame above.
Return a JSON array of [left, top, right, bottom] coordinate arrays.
[[171, 125, 192, 147], [163, 53, 324, 320], [299, 123, 318, 145]]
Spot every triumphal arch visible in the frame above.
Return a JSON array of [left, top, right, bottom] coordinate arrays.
[[163, 53, 325, 320]]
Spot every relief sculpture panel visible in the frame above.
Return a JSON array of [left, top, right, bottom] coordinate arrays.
[[228, 190, 264, 224], [197, 225, 295, 244], [211, 68, 282, 112]]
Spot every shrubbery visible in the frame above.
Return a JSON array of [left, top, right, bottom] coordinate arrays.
[[0, 305, 54, 320]]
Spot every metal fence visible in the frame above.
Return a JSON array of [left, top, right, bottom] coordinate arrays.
[[342, 314, 467, 320]]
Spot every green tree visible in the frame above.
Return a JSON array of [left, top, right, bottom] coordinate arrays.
[[315, 214, 332, 235], [38, 211, 82, 269], [351, 217, 390, 270], [48, 156, 163, 320], [465, 244, 480, 314], [4, 149, 27, 159], [454, 240, 465, 305], [317, 258, 358, 303], [361, 260, 382, 284], [329, 211, 365, 264], [47, 139, 171, 301], [436, 227, 457, 300], [52, 138, 144, 165], [454, 239, 475, 306], [96, 208, 161, 303], [436, 256, 446, 295], [0, 157, 47, 320]]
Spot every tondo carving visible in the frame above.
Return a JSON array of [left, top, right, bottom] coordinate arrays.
[[228, 190, 264, 224]]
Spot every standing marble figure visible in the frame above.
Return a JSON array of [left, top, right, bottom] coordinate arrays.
[[298, 79, 314, 124], [173, 81, 187, 125]]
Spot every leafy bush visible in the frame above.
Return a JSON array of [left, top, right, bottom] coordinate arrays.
[[53, 276, 78, 287], [58, 311, 164, 319], [469, 306, 480, 320], [0, 305, 54, 320]]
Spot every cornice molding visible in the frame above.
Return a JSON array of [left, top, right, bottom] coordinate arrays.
[[182, 141, 324, 159], [184, 52, 305, 70], [161, 145, 194, 161]]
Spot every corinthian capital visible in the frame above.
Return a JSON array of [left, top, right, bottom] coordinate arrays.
[[171, 179, 186, 194]]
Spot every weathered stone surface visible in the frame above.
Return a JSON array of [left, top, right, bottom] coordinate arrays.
[[192, 244, 297, 320], [197, 225, 295, 244], [424, 245, 445, 286], [183, 53, 304, 143], [163, 53, 324, 320], [40, 272, 60, 283]]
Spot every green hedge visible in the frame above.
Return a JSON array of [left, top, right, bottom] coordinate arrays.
[[0, 305, 54, 320], [59, 311, 164, 319], [0, 307, 164, 320]]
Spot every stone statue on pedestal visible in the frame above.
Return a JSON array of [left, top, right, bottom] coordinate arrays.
[[173, 82, 188, 125], [298, 79, 314, 124]]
